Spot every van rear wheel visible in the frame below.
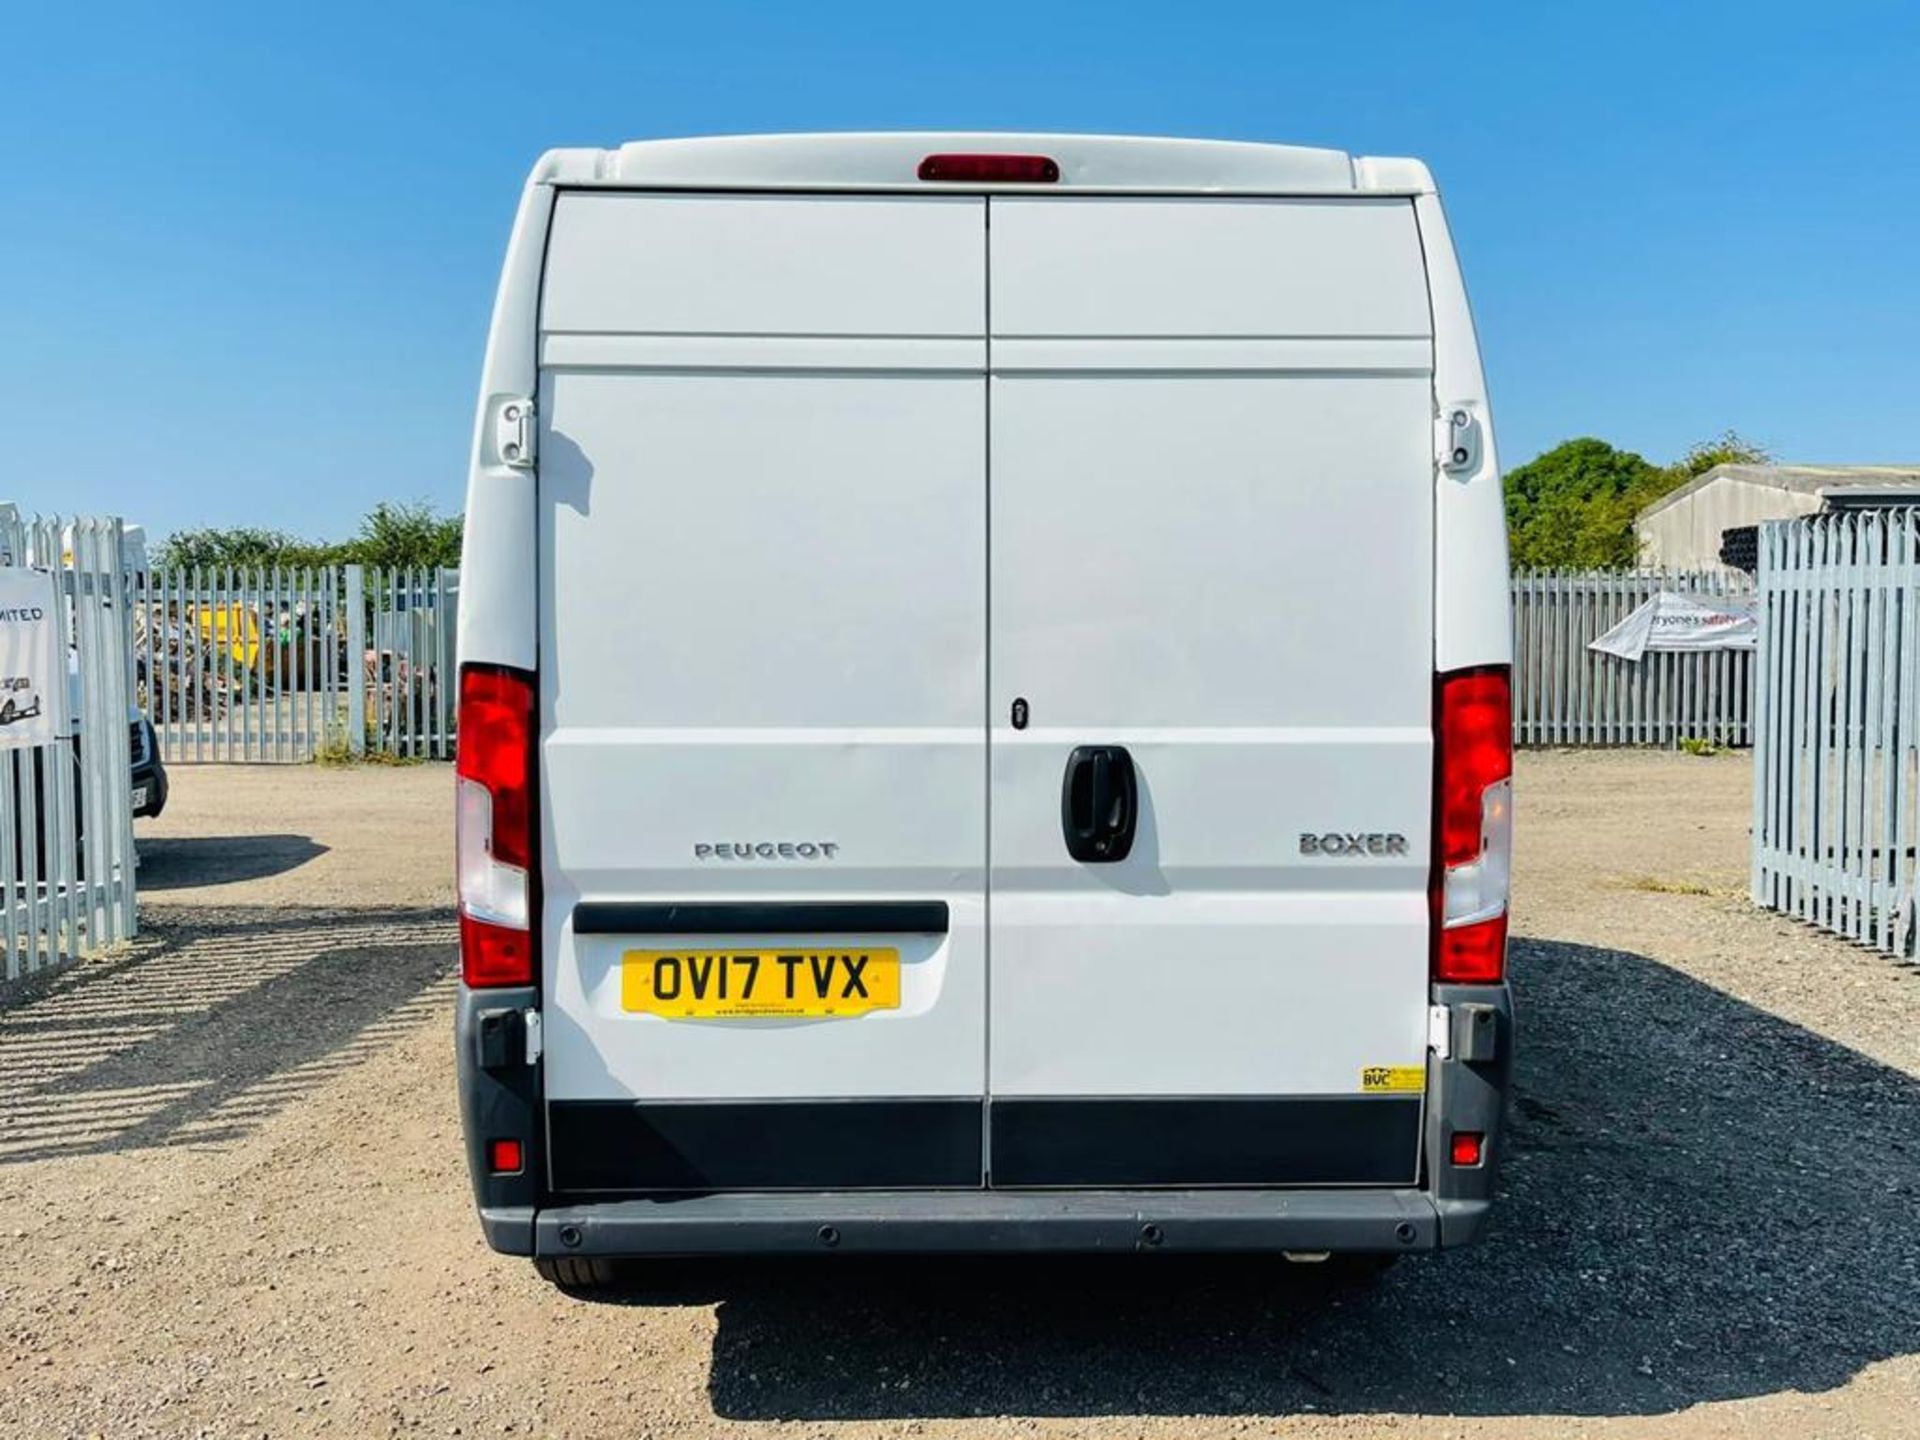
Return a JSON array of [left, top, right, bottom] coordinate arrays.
[[534, 1256, 630, 1296]]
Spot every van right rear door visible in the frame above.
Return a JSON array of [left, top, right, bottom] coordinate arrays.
[[985, 196, 1438, 1188]]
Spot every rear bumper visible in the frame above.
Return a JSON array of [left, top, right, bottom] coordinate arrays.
[[461, 982, 1513, 1261], [132, 758, 168, 818], [482, 1186, 1491, 1259]]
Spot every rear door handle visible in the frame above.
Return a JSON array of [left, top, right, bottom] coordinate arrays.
[[1062, 745, 1138, 863]]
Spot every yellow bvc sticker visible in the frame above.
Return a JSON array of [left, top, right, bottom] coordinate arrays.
[[1361, 1064, 1427, 1094]]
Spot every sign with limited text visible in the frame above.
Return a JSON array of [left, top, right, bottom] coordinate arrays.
[[0, 568, 65, 748]]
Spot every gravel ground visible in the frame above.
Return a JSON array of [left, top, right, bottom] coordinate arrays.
[[0, 752, 1916, 1438]]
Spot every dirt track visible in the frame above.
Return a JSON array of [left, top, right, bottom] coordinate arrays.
[[1, 753, 1916, 1438]]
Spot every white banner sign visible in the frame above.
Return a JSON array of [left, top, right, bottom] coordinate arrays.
[[1588, 590, 1757, 663], [0, 568, 65, 747]]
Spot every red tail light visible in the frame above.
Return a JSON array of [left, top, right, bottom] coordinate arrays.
[[1432, 666, 1512, 983], [918, 153, 1060, 183], [457, 664, 537, 988]]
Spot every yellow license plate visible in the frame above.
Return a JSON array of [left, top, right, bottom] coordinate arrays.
[[621, 948, 901, 1019]]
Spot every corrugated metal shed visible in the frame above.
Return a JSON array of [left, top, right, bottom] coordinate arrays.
[[1635, 464, 1920, 571]]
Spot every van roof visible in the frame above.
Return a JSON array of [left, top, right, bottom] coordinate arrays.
[[528, 133, 1436, 196]]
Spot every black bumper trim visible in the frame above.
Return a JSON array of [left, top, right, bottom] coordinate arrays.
[[990, 1096, 1421, 1187], [548, 1094, 1422, 1194], [549, 1098, 983, 1193], [573, 901, 950, 936], [533, 1188, 1454, 1256]]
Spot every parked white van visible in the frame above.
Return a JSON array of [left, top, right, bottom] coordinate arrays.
[[455, 134, 1514, 1291]]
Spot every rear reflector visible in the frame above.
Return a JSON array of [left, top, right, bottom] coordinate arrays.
[[1432, 666, 1513, 984], [918, 153, 1060, 183], [1449, 1131, 1484, 1167], [1435, 913, 1508, 985], [457, 664, 537, 988], [488, 1138, 524, 1174], [461, 911, 537, 989]]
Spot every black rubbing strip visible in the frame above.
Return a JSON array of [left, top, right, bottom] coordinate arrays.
[[989, 1097, 1422, 1187], [574, 901, 950, 935], [549, 1099, 984, 1193]]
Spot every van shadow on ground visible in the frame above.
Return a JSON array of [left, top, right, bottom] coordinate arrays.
[[675, 937, 1920, 1420]]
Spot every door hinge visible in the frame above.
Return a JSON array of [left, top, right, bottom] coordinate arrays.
[[1436, 402, 1481, 476], [1427, 1003, 1453, 1060], [522, 1007, 543, 1065], [492, 395, 537, 470]]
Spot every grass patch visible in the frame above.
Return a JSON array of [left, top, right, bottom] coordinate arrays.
[[313, 727, 427, 768], [1612, 873, 1727, 897], [1676, 736, 1724, 757]]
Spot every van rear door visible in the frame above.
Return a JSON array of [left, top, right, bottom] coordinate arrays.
[[985, 197, 1437, 1186], [535, 193, 989, 1194]]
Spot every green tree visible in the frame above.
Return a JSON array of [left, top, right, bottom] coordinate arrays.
[[153, 526, 337, 571], [1668, 429, 1772, 482], [1503, 437, 1666, 569], [1504, 430, 1774, 570], [336, 501, 464, 570]]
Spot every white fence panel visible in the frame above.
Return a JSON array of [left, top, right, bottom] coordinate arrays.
[[133, 565, 457, 764], [367, 567, 458, 761], [136, 566, 345, 763], [1752, 511, 1920, 957], [1511, 569, 1756, 748], [0, 510, 139, 986]]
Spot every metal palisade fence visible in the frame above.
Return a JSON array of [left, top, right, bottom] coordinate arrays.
[[0, 510, 139, 982], [1511, 569, 1755, 748], [133, 565, 458, 763], [135, 562, 1762, 763], [1751, 510, 1920, 956]]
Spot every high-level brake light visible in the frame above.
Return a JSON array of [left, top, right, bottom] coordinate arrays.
[[457, 664, 537, 988], [917, 153, 1060, 183], [1432, 666, 1512, 984]]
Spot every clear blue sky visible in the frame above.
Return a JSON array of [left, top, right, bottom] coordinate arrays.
[[7, 1, 1917, 541]]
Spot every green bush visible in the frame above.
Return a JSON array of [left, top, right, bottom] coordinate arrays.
[[158, 501, 463, 573]]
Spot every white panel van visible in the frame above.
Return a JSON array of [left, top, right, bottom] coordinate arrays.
[[453, 134, 1514, 1291]]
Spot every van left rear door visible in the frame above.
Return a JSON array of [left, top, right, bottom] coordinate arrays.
[[535, 192, 989, 1194]]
